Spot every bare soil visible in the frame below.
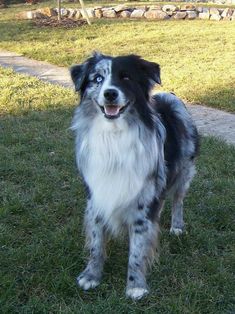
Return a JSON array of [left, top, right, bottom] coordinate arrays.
[[33, 17, 87, 28]]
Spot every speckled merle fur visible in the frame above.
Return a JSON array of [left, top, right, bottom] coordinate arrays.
[[70, 52, 199, 300]]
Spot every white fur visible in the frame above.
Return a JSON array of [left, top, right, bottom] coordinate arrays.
[[77, 277, 100, 290], [96, 59, 126, 107], [170, 227, 183, 236], [126, 288, 149, 300], [78, 115, 158, 234]]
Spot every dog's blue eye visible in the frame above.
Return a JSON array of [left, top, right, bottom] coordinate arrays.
[[94, 75, 103, 83]]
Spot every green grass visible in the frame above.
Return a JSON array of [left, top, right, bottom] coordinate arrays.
[[0, 67, 235, 313], [0, 1, 235, 112]]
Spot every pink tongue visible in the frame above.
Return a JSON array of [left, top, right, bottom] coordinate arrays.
[[104, 105, 120, 116]]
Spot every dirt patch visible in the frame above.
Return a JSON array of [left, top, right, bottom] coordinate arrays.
[[33, 17, 87, 28]]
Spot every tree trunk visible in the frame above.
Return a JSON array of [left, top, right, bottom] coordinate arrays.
[[57, 0, 61, 22], [79, 0, 91, 25]]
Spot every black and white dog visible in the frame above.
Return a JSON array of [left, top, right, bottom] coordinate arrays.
[[70, 52, 199, 300]]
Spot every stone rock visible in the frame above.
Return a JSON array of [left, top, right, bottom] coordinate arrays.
[[149, 5, 162, 10], [81, 8, 95, 19], [119, 10, 131, 18], [16, 11, 30, 19], [37, 7, 56, 17], [221, 8, 233, 18], [173, 11, 187, 19], [187, 11, 197, 19], [68, 9, 77, 18], [210, 14, 221, 20], [60, 8, 69, 17], [94, 9, 103, 18], [29, 11, 44, 19], [202, 7, 209, 13], [209, 8, 220, 15], [16, 10, 44, 19], [223, 16, 232, 20], [114, 4, 130, 13], [196, 7, 203, 13], [144, 9, 170, 19], [198, 12, 210, 19], [137, 6, 147, 11], [180, 4, 196, 11], [74, 10, 82, 20], [162, 4, 178, 13], [130, 9, 145, 18], [102, 9, 117, 18], [101, 7, 111, 12]]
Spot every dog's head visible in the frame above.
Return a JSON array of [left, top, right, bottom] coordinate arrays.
[[70, 52, 161, 123]]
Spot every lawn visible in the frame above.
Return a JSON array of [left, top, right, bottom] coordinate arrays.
[[0, 1, 235, 112], [0, 67, 235, 313]]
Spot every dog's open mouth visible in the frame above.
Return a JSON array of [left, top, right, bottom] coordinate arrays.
[[100, 104, 128, 119]]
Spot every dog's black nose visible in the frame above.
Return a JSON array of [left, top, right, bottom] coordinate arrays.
[[104, 89, 118, 102]]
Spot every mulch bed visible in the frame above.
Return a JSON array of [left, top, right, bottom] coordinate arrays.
[[33, 17, 87, 28]]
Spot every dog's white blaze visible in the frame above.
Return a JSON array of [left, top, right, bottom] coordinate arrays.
[[81, 115, 158, 233], [97, 59, 126, 108]]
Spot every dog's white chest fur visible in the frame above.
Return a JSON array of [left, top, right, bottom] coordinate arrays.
[[79, 116, 157, 230]]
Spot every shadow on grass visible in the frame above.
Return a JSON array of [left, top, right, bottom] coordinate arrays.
[[194, 83, 235, 112]]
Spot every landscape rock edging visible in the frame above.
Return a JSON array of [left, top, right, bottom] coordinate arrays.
[[16, 5, 235, 21]]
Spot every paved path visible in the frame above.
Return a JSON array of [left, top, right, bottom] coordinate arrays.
[[0, 50, 234, 145]]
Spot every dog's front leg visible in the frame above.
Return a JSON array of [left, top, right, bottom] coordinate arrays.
[[126, 216, 159, 300], [77, 200, 105, 290]]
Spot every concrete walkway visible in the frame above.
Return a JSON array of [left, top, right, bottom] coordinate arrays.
[[0, 50, 234, 146]]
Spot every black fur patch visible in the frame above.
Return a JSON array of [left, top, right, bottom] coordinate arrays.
[[111, 55, 161, 130], [135, 219, 144, 226], [152, 94, 199, 188], [95, 216, 102, 224], [147, 197, 161, 222]]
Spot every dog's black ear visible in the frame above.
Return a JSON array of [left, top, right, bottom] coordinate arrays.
[[70, 63, 87, 92], [141, 59, 161, 86]]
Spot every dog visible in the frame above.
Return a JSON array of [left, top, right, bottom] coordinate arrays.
[[70, 52, 199, 300]]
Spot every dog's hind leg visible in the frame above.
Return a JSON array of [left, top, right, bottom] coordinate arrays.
[[126, 211, 160, 300], [170, 162, 196, 235], [170, 193, 185, 235], [77, 200, 106, 290]]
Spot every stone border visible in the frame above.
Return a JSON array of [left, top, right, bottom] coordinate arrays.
[[16, 5, 235, 21]]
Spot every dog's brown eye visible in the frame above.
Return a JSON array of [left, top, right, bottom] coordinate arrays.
[[120, 73, 130, 81]]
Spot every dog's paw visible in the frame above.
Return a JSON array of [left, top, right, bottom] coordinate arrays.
[[126, 287, 149, 300], [77, 273, 100, 290], [170, 227, 183, 236]]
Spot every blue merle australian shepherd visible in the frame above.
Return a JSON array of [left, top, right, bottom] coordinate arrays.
[[70, 52, 199, 300]]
